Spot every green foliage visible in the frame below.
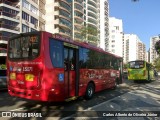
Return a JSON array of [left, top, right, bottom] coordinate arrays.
[[155, 40, 160, 54], [153, 57, 160, 71], [0, 64, 7, 70], [123, 63, 128, 69], [80, 25, 98, 42]]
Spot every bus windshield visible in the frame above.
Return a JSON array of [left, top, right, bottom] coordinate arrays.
[[8, 35, 40, 60], [129, 61, 144, 69]]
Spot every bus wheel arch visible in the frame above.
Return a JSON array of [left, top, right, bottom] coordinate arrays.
[[85, 81, 95, 100]]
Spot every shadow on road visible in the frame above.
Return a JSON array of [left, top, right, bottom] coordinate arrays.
[[1, 78, 160, 120]]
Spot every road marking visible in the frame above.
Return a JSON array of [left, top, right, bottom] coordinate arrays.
[[10, 107, 25, 111], [10, 104, 41, 111], [61, 92, 128, 120]]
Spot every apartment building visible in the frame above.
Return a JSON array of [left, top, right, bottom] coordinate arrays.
[[146, 49, 150, 62], [0, 0, 101, 64], [0, 0, 20, 65], [150, 36, 160, 63], [108, 17, 123, 57], [123, 34, 146, 63], [100, 0, 109, 51], [45, 0, 100, 46], [0, 0, 45, 64], [85, 0, 100, 46], [138, 41, 146, 60], [72, 0, 84, 41], [45, 0, 72, 39], [21, 0, 45, 32]]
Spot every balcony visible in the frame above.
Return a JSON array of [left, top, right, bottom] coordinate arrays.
[[55, 27, 71, 38], [87, 18, 97, 27], [74, 12, 83, 22], [88, 11, 97, 20], [74, 33, 83, 41], [0, 0, 20, 9], [55, 1, 71, 14], [0, 11, 19, 20], [59, 31, 71, 38], [58, 19, 71, 31], [0, 35, 9, 41], [0, 23, 20, 31], [0, 48, 7, 56], [74, 0, 83, 4], [88, 0, 97, 7], [74, 1, 83, 8]]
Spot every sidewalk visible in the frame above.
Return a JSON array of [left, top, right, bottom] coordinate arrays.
[[64, 80, 160, 120]]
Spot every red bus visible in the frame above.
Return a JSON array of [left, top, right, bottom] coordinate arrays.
[[7, 31, 123, 101]]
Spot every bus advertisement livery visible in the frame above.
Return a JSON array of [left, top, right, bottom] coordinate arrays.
[[7, 31, 123, 102], [128, 60, 155, 82]]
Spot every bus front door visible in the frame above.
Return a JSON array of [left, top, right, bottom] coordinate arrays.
[[64, 47, 78, 98]]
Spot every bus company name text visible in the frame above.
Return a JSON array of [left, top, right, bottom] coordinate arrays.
[[1, 112, 42, 118]]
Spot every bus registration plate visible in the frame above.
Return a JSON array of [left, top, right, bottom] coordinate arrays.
[[25, 74, 34, 81]]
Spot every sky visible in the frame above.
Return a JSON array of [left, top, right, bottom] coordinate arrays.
[[109, 0, 160, 50]]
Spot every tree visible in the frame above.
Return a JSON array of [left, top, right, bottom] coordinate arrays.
[[153, 57, 160, 71], [155, 40, 160, 54], [80, 25, 98, 43]]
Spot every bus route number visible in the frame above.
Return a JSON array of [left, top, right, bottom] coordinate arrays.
[[30, 36, 37, 43], [23, 67, 33, 72]]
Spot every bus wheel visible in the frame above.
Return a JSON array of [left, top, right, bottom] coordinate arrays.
[[85, 83, 95, 100]]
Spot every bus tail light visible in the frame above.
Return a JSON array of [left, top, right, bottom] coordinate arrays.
[[10, 73, 16, 80]]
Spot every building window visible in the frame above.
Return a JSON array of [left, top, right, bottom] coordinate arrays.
[[112, 49, 115, 53], [22, 11, 29, 22], [30, 5, 38, 15], [31, 28, 37, 32], [112, 40, 115, 43], [31, 16, 38, 25], [22, 24, 29, 33], [112, 30, 115, 33], [111, 35, 115, 39], [22, 0, 30, 10]]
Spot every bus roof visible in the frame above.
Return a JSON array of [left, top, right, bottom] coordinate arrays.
[[9, 31, 123, 59], [128, 60, 153, 65], [51, 33, 122, 59]]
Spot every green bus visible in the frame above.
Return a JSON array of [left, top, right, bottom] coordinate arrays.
[[128, 60, 155, 82]]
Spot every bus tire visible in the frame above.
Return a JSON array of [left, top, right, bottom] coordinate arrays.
[[85, 83, 95, 100]]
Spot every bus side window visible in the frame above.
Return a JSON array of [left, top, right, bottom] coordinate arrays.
[[69, 49, 76, 71], [49, 38, 63, 68]]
